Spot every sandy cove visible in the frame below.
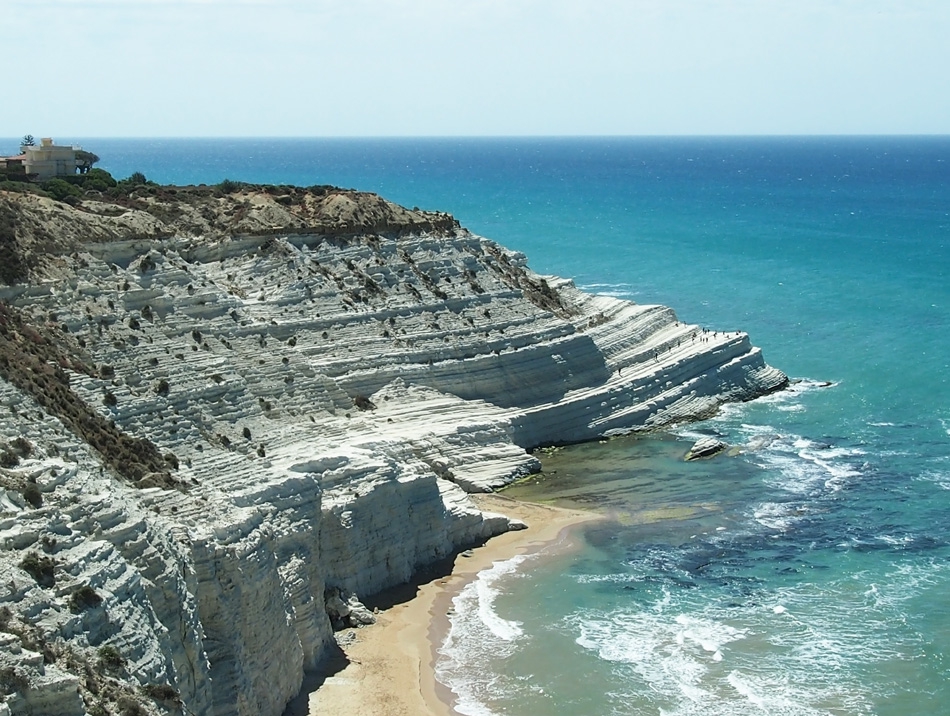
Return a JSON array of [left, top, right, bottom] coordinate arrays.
[[286, 494, 599, 716]]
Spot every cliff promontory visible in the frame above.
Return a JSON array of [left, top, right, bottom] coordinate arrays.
[[0, 184, 787, 715]]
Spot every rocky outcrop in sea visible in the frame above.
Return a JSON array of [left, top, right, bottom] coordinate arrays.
[[0, 185, 787, 715]]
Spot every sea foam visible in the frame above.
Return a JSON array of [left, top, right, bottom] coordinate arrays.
[[436, 555, 532, 716]]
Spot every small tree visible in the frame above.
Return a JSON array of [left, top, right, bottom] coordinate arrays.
[[21, 134, 35, 148], [217, 178, 243, 194], [75, 150, 100, 174]]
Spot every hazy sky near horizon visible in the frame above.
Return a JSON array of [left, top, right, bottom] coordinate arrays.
[[3, 0, 948, 137]]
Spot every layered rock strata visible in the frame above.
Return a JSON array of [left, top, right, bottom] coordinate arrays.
[[0, 187, 786, 715]]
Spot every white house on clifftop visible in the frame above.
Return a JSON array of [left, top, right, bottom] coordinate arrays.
[[22, 138, 80, 180], [0, 137, 81, 181]]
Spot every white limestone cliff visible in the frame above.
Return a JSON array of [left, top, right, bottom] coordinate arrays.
[[0, 189, 786, 715]]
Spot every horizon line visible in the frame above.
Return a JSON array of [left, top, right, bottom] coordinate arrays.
[[4, 133, 950, 141]]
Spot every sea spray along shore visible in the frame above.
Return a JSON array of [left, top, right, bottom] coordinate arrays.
[[0, 182, 785, 715], [295, 493, 599, 716]]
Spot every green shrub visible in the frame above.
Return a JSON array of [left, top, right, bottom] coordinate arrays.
[[143, 683, 179, 703], [22, 482, 42, 508], [68, 584, 103, 611], [42, 178, 82, 202], [217, 178, 244, 194], [97, 645, 125, 670], [84, 168, 117, 188], [353, 395, 376, 411], [117, 695, 146, 716], [20, 552, 55, 587], [0, 179, 37, 194], [0, 212, 30, 283], [122, 171, 148, 186], [11, 437, 31, 456], [136, 255, 156, 273]]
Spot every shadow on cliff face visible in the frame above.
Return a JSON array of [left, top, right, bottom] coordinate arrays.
[[281, 552, 464, 716], [281, 643, 349, 716], [360, 552, 460, 612]]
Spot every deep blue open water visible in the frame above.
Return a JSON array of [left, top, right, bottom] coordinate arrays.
[[11, 136, 949, 714]]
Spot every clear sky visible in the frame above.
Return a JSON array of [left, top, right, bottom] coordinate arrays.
[[3, 0, 948, 137]]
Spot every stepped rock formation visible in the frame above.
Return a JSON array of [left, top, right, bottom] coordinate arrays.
[[0, 185, 787, 715]]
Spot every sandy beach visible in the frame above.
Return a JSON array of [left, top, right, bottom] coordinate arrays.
[[286, 493, 597, 716]]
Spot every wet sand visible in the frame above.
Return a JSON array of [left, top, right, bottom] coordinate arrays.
[[290, 493, 597, 716]]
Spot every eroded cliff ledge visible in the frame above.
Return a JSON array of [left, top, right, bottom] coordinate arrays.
[[0, 185, 787, 715]]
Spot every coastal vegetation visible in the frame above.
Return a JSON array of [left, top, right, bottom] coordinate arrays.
[[0, 302, 180, 489], [0, 200, 28, 284], [0, 161, 333, 203]]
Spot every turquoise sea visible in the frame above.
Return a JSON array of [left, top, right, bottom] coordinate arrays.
[[12, 136, 949, 715]]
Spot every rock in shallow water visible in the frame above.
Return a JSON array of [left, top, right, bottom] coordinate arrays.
[[685, 436, 729, 461]]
